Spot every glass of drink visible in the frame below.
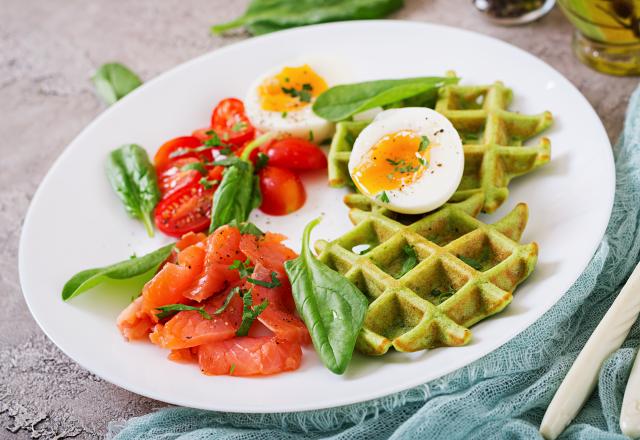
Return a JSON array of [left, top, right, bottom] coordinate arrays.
[[557, 0, 640, 75], [474, 0, 556, 25]]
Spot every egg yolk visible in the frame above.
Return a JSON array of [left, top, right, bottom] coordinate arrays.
[[352, 130, 432, 196], [258, 64, 328, 112]]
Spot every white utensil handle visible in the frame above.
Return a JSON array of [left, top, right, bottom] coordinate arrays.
[[621, 348, 640, 438], [540, 262, 640, 440]]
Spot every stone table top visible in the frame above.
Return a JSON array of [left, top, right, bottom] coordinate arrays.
[[1, 1, 637, 438]]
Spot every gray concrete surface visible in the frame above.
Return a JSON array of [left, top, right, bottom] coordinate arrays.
[[1, 1, 637, 438]]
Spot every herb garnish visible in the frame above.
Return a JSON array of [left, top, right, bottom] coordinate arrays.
[[397, 244, 418, 278], [199, 178, 219, 189], [431, 287, 456, 304], [214, 287, 241, 315], [256, 152, 269, 171], [229, 364, 236, 375], [378, 191, 390, 203], [418, 157, 428, 167], [180, 162, 208, 175], [229, 258, 254, 278], [308, 130, 314, 142], [459, 255, 484, 271], [419, 135, 430, 152], [236, 288, 269, 336], [282, 84, 312, 103], [281, 111, 288, 118], [228, 220, 265, 237], [231, 121, 248, 132], [155, 304, 212, 320], [247, 271, 281, 288]]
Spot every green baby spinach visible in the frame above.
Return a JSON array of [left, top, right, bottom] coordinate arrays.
[[61, 244, 174, 301], [106, 144, 161, 237], [209, 134, 273, 233], [212, 0, 404, 36], [284, 217, 368, 374], [91, 62, 142, 105], [312, 76, 459, 121]]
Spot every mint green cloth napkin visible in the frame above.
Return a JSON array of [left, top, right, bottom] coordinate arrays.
[[108, 85, 640, 440]]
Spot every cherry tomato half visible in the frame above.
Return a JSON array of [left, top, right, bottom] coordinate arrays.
[[157, 157, 201, 197], [154, 181, 215, 237], [154, 136, 209, 172], [258, 166, 306, 216], [211, 98, 255, 146], [261, 138, 327, 171]]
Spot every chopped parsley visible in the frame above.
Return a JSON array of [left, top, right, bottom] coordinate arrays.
[[214, 287, 241, 315], [281, 83, 313, 103], [419, 136, 430, 152], [204, 131, 224, 147], [231, 121, 248, 132], [397, 244, 418, 278], [199, 177, 219, 189], [229, 364, 236, 375], [431, 287, 456, 304], [229, 258, 254, 278], [180, 162, 208, 175], [308, 130, 314, 142], [378, 191, 390, 203], [418, 157, 429, 167], [155, 304, 212, 320], [256, 152, 269, 171], [386, 158, 401, 166], [281, 111, 288, 118], [236, 288, 269, 336], [247, 271, 281, 288], [459, 255, 484, 271]]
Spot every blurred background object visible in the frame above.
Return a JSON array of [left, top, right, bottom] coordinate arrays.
[[557, 0, 640, 75], [473, 0, 556, 24]]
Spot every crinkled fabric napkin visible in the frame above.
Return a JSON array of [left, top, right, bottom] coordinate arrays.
[[108, 86, 640, 440]]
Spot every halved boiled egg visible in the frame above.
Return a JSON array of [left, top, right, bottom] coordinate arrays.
[[348, 108, 464, 214], [245, 62, 337, 142]]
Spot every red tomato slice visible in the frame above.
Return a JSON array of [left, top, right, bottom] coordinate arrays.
[[211, 98, 255, 146], [258, 166, 306, 216], [154, 136, 209, 172], [154, 181, 215, 237], [261, 138, 327, 171], [157, 157, 201, 197]]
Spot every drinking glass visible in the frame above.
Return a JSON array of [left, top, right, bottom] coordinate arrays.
[[557, 0, 640, 75]]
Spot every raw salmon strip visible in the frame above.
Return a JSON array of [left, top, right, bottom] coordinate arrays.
[[197, 336, 302, 376], [239, 232, 297, 275], [249, 264, 310, 345], [183, 225, 243, 302], [149, 291, 243, 350], [117, 297, 154, 341]]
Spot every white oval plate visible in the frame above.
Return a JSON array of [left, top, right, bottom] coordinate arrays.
[[19, 21, 614, 413]]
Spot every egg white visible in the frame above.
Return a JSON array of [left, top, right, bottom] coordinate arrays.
[[348, 107, 464, 214], [244, 59, 343, 142]]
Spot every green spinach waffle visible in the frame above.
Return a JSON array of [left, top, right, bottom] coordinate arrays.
[[326, 81, 552, 213], [314, 193, 537, 355]]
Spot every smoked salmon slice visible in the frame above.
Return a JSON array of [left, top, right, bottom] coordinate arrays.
[[248, 264, 310, 345], [197, 336, 302, 376], [149, 292, 243, 350], [117, 297, 154, 341]]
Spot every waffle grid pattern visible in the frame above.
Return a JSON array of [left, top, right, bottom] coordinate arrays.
[[326, 81, 553, 213], [315, 194, 538, 355]]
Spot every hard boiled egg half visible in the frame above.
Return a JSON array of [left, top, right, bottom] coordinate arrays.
[[245, 61, 339, 142], [348, 108, 464, 214]]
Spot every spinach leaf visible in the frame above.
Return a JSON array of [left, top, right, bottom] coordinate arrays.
[[284, 217, 368, 374], [236, 289, 269, 336], [209, 134, 273, 232], [155, 304, 212, 320], [106, 144, 161, 237], [91, 63, 142, 105], [312, 76, 459, 121], [212, 0, 404, 36], [61, 244, 174, 301], [397, 244, 417, 278]]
